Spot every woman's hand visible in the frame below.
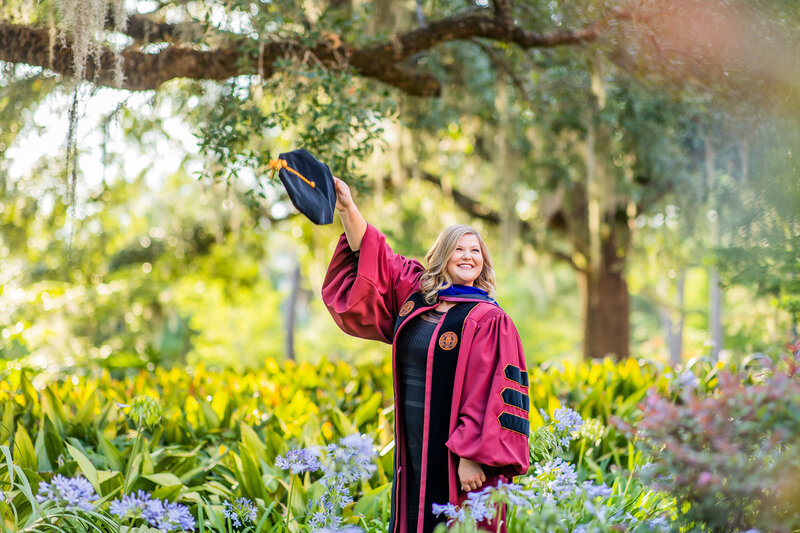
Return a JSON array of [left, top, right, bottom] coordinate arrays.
[[458, 457, 486, 492], [334, 177, 355, 213]]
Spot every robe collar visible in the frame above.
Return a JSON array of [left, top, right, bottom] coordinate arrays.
[[438, 284, 498, 306]]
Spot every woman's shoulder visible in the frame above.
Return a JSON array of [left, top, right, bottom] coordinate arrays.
[[466, 301, 511, 325]]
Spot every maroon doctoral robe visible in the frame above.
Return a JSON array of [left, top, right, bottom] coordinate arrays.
[[322, 224, 530, 533]]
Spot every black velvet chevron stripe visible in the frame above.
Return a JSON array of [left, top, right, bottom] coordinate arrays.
[[501, 388, 529, 412], [504, 365, 529, 387], [499, 412, 530, 436]]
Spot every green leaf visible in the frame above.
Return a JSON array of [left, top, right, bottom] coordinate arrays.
[[142, 472, 183, 486], [34, 420, 52, 471], [41, 387, 66, 436], [0, 400, 14, 445], [353, 481, 390, 517], [124, 451, 142, 494], [67, 442, 100, 493], [353, 392, 382, 429], [13, 425, 36, 470], [98, 434, 124, 472], [200, 399, 220, 429], [151, 484, 183, 501], [331, 407, 357, 437], [75, 388, 97, 426], [240, 423, 267, 464]]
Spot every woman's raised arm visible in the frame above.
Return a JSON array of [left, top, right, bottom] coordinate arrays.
[[334, 177, 367, 252]]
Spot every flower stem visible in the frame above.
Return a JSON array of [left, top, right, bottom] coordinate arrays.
[[285, 475, 295, 532]]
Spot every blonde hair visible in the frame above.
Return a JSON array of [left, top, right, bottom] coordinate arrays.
[[419, 225, 496, 305]]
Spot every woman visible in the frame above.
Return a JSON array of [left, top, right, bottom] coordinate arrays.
[[322, 178, 530, 533]]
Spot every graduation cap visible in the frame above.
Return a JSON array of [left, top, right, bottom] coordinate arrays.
[[268, 149, 336, 225]]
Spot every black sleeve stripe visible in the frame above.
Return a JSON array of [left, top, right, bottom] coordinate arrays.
[[499, 412, 530, 436], [501, 388, 529, 412], [503, 365, 529, 387]]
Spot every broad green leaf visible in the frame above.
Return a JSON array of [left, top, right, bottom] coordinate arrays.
[[75, 387, 97, 426], [34, 421, 52, 471], [67, 442, 100, 492], [13, 425, 36, 470], [353, 392, 382, 429], [98, 434, 124, 472], [142, 472, 183, 486], [124, 451, 142, 494], [331, 407, 357, 437], [41, 387, 66, 436], [200, 399, 220, 429], [0, 400, 14, 445], [353, 481, 390, 517], [151, 484, 182, 501], [240, 423, 267, 463]]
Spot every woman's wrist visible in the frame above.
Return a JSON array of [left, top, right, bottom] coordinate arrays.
[[339, 205, 367, 252]]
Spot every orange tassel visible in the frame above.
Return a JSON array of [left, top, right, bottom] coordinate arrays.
[[268, 159, 316, 188]]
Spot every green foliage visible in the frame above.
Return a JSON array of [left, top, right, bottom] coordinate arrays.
[[0, 353, 676, 531], [628, 351, 800, 532]]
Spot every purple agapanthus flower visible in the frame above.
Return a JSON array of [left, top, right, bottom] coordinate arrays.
[[489, 479, 536, 507], [323, 434, 377, 483], [143, 499, 196, 531], [109, 490, 153, 519], [465, 489, 495, 522], [222, 497, 258, 528], [276, 448, 322, 475], [432, 502, 465, 523], [582, 481, 612, 499], [553, 407, 583, 446], [36, 474, 97, 511], [312, 526, 362, 533], [534, 457, 578, 502]]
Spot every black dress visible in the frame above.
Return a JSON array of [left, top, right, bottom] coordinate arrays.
[[395, 309, 444, 533]]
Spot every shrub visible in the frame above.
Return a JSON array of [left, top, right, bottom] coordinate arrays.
[[625, 352, 800, 532]]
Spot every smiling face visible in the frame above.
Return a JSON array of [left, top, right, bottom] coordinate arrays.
[[445, 233, 484, 286]]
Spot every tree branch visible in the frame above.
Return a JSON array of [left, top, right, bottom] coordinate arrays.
[[493, 0, 513, 27], [0, 8, 621, 95], [121, 13, 207, 44]]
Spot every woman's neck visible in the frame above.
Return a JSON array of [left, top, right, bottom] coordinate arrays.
[[436, 300, 456, 312]]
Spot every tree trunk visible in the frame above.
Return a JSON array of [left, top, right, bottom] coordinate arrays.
[[285, 258, 301, 361], [581, 226, 630, 359], [659, 271, 686, 365]]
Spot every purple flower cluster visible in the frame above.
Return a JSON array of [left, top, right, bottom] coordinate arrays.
[[312, 527, 362, 533], [431, 502, 466, 524], [304, 434, 377, 529], [533, 457, 578, 503], [674, 369, 699, 392], [307, 476, 354, 529], [581, 481, 612, 499], [433, 480, 535, 525], [552, 407, 584, 447], [109, 490, 195, 531], [276, 448, 322, 475], [222, 497, 258, 528], [109, 490, 151, 518], [36, 474, 97, 511], [323, 434, 377, 483]]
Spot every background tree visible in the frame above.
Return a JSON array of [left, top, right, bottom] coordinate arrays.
[[0, 0, 797, 365]]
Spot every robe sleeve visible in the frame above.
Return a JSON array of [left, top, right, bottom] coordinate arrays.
[[321, 223, 424, 344], [446, 311, 530, 478]]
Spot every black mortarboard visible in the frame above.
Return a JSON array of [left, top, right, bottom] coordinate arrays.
[[268, 149, 336, 225]]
